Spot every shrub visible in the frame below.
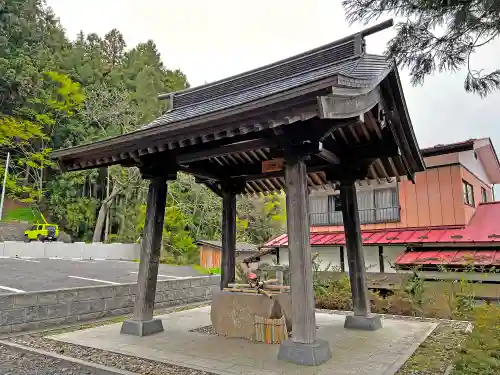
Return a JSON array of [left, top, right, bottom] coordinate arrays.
[[315, 276, 353, 311], [451, 304, 500, 375], [192, 265, 221, 275]]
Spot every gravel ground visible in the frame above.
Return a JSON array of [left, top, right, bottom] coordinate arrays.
[[0, 344, 100, 375], [8, 334, 216, 375], [189, 325, 218, 335], [394, 321, 470, 375], [4, 302, 214, 375]]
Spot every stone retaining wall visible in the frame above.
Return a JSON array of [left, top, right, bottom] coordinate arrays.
[[0, 241, 140, 260], [0, 276, 219, 334]]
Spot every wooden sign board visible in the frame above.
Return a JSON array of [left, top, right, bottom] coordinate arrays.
[[262, 158, 284, 173]]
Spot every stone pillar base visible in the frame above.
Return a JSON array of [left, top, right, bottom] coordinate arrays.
[[120, 319, 164, 336], [278, 339, 332, 366], [344, 314, 382, 331]]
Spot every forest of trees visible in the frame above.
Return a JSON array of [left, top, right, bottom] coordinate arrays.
[[0, 0, 286, 264]]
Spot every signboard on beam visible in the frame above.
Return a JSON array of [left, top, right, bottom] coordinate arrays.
[[262, 158, 284, 173]]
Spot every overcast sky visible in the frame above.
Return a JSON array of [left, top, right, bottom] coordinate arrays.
[[46, 0, 500, 151]]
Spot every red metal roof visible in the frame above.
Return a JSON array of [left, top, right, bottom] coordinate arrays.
[[395, 250, 500, 266], [457, 201, 500, 243], [264, 202, 500, 248]]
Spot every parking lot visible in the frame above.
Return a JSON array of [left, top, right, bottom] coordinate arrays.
[[0, 257, 202, 294]]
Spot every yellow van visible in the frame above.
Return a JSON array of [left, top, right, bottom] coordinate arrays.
[[24, 224, 59, 242]]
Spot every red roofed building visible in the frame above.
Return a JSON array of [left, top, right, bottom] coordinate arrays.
[[255, 138, 500, 273]]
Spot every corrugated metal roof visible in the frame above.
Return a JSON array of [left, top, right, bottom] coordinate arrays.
[[264, 201, 500, 247], [457, 201, 500, 242], [196, 240, 258, 252], [395, 250, 500, 266], [143, 54, 393, 130]]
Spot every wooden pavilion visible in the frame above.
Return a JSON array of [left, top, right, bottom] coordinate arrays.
[[51, 20, 424, 366]]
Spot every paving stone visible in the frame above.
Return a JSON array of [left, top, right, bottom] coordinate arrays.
[[48, 306, 437, 375]]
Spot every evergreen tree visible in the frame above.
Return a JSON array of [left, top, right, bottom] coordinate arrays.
[[343, 0, 500, 96]]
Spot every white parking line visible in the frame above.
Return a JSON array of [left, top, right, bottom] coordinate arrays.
[[71, 259, 96, 263], [68, 276, 120, 285], [0, 285, 26, 293], [12, 257, 40, 263]]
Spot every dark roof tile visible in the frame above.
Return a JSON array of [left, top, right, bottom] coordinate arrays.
[[143, 54, 393, 130]]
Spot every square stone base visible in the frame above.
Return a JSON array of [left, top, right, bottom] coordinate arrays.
[[278, 339, 332, 366], [120, 319, 164, 337], [344, 314, 382, 331]]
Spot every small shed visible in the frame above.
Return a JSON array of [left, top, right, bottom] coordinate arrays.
[[197, 240, 259, 268]]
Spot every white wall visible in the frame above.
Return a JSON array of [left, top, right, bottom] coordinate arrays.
[[258, 245, 406, 274], [459, 149, 492, 185], [0, 241, 140, 260]]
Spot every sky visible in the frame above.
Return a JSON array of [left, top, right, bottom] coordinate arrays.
[[46, 0, 500, 152]]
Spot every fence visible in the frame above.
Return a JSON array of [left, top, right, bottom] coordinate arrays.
[[0, 275, 220, 334], [0, 241, 140, 260]]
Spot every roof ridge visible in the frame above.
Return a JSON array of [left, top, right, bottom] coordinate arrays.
[[174, 41, 356, 100], [160, 20, 393, 102], [167, 55, 363, 112]]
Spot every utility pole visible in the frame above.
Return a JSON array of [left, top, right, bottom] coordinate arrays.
[[0, 152, 11, 221]]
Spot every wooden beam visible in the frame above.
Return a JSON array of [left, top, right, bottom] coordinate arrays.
[[317, 87, 381, 119], [195, 178, 222, 196], [317, 148, 340, 164], [180, 165, 221, 181], [178, 138, 277, 163], [380, 80, 420, 181]]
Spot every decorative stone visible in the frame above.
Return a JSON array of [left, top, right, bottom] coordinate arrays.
[[278, 339, 332, 366], [120, 319, 164, 336], [344, 314, 382, 331], [211, 291, 291, 340]]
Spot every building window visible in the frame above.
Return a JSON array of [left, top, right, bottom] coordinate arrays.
[[309, 187, 400, 225], [462, 180, 474, 206], [481, 187, 488, 203]]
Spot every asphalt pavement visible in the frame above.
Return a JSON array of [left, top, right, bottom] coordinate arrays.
[[0, 257, 202, 294]]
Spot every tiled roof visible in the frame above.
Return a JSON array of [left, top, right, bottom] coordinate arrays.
[[143, 53, 393, 130], [196, 240, 258, 252]]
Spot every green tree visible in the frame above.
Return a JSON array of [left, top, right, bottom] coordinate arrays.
[[343, 0, 500, 96]]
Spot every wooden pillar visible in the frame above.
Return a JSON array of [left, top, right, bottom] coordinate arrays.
[[220, 188, 236, 289], [278, 158, 331, 365], [285, 160, 316, 343], [378, 245, 385, 273], [121, 176, 168, 336], [340, 180, 382, 330], [340, 245, 345, 272]]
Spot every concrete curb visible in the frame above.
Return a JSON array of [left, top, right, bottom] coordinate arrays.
[[0, 300, 210, 340], [0, 339, 140, 375]]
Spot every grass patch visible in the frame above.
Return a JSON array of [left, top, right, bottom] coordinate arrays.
[[395, 324, 469, 375], [451, 305, 500, 375], [2, 207, 41, 223], [192, 265, 221, 275]]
